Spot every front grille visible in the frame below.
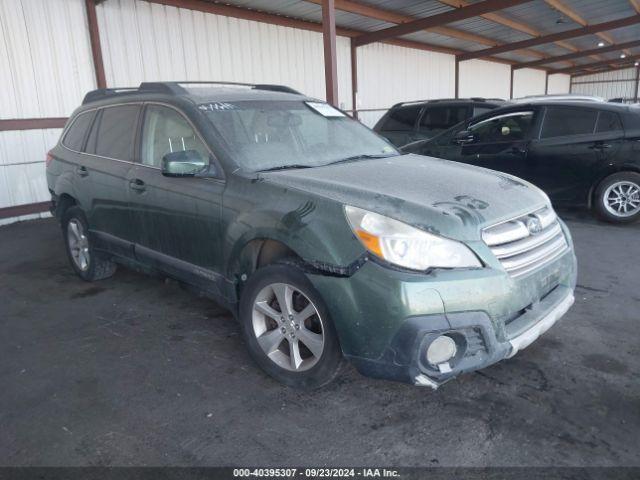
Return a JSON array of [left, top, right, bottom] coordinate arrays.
[[482, 206, 569, 278]]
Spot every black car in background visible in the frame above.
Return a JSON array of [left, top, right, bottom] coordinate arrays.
[[373, 98, 506, 147], [402, 101, 640, 223]]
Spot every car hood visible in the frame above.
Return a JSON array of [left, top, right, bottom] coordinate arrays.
[[259, 154, 549, 241]]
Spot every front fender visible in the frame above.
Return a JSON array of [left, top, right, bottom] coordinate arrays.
[[223, 183, 365, 280]]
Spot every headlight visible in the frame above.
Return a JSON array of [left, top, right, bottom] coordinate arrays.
[[344, 205, 481, 271]]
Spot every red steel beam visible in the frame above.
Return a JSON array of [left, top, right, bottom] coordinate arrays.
[[515, 39, 640, 69], [458, 15, 640, 61], [0, 202, 50, 220], [353, 0, 534, 47], [322, 0, 339, 106], [553, 56, 640, 75], [85, 0, 107, 88], [0, 118, 68, 131]]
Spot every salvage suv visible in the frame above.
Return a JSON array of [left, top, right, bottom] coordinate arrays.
[[47, 82, 576, 389]]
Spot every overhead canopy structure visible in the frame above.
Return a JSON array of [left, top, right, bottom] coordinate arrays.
[[130, 0, 639, 105]]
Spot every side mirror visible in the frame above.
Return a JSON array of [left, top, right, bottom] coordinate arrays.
[[454, 130, 476, 145], [161, 150, 206, 177]]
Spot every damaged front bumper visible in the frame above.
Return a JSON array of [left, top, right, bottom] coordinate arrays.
[[307, 230, 577, 388]]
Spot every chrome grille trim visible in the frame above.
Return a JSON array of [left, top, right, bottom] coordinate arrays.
[[483, 207, 569, 278]]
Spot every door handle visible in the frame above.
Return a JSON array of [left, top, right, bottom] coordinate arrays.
[[589, 142, 611, 150], [75, 165, 89, 177], [129, 178, 146, 192], [511, 146, 527, 155]]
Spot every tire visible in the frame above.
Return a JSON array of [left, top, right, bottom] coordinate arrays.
[[239, 264, 343, 389], [62, 206, 116, 281], [594, 172, 640, 224]]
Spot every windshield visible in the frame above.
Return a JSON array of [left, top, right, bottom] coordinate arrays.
[[202, 100, 398, 171]]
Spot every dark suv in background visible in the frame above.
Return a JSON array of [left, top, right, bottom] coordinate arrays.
[[402, 101, 640, 223], [373, 98, 506, 147]]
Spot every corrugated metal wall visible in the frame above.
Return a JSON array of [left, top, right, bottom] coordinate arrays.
[[547, 73, 571, 95], [512, 68, 546, 98], [96, 0, 353, 110], [458, 59, 512, 100], [571, 68, 639, 102], [0, 0, 96, 224], [1, 0, 574, 224], [355, 43, 456, 127]]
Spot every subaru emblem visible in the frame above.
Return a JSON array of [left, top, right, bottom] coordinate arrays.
[[526, 216, 543, 235]]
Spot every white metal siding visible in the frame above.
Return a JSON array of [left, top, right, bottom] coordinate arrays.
[[547, 73, 571, 94], [458, 59, 511, 100], [355, 42, 455, 127], [0, 129, 61, 222], [0, 0, 95, 118], [0, 0, 95, 223], [512, 68, 546, 98], [571, 68, 639, 101], [96, 0, 353, 110]]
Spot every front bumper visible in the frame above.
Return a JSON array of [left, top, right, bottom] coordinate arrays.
[[307, 227, 577, 388]]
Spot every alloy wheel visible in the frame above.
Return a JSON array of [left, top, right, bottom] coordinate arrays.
[[251, 282, 324, 372], [603, 181, 640, 218], [67, 219, 90, 271]]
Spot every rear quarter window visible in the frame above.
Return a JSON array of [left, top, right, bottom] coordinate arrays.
[[62, 111, 95, 151], [596, 111, 623, 133]]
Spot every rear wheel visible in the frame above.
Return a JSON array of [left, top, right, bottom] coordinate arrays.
[[239, 264, 342, 389], [62, 206, 116, 281], [594, 172, 640, 224]]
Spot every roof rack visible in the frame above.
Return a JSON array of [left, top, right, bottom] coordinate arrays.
[[390, 97, 506, 109], [82, 81, 302, 105]]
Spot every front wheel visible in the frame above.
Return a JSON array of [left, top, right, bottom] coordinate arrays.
[[594, 172, 640, 224], [239, 264, 343, 389]]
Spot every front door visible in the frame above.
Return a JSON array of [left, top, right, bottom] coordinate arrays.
[[128, 104, 225, 280], [456, 110, 536, 177]]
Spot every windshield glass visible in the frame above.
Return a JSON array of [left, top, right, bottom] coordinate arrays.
[[202, 100, 397, 171]]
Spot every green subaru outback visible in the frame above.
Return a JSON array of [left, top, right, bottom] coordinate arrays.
[[47, 82, 577, 389]]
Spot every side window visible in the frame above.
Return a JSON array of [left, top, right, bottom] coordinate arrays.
[[469, 111, 534, 144], [596, 111, 623, 133], [418, 106, 468, 136], [541, 107, 598, 139], [381, 105, 422, 131], [93, 105, 140, 160], [62, 111, 95, 151], [435, 122, 468, 146], [141, 105, 210, 168]]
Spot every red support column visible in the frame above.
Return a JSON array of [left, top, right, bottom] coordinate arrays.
[[510, 65, 515, 99], [322, 0, 339, 106], [85, 0, 107, 89], [350, 38, 358, 118], [545, 71, 549, 94], [455, 58, 460, 99]]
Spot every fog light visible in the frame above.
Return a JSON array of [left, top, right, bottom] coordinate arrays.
[[426, 335, 457, 365]]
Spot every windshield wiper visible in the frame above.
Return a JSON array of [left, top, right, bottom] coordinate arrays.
[[323, 153, 399, 166], [257, 164, 314, 173]]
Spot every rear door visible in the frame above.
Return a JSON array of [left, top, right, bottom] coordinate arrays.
[[128, 103, 225, 277], [526, 106, 601, 203], [81, 104, 140, 247]]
